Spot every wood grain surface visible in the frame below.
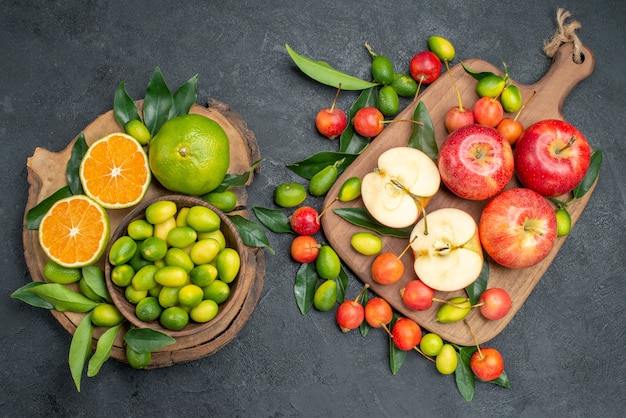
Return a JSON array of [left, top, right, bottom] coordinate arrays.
[[321, 42, 597, 346], [23, 99, 264, 368]]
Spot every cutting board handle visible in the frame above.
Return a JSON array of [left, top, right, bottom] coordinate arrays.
[[527, 42, 595, 119]]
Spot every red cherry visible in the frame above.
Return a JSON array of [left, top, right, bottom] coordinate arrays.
[[290, 235, 320, 263], [401, 280, 435, 311], [470, 347, 505, 381], [316, 107, 347, 139], [478, 288, 512, 320], [289, 206, 320, 236], [473, 96, 504, 127], [352, 106, 384, 138], [409, 51, 442, 85], [336, 300, 365, 332], [364, 297, 393, 328], [391, 317, 422, 351], [444, 105, 475, 133]]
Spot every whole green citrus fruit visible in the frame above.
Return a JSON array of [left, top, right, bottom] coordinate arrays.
[[148, 114, 230, 195]]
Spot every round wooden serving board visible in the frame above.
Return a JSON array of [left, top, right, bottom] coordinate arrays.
[[23, 99, 265, 368], [321, 43, 598, 346]]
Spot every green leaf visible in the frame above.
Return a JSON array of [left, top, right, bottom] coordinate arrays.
[[11, 282, 55, 309], [66, 133, 87, 195], [389, 314, 407, 375], [465, 252, 490, 305], [87, 323, 123, 377], [252, 206, 293, 234], [26, 283, 99, 312], [408, 101, 438, 162], [143, 67, 173, 136], [333, 207, 413, 238], [339, 87, 378, 154], [124, 327, 176, 353], [461, 62, 497, 81], [227, 214, 275, 254], [69, 311, 94, 392], [572, 149, 602, 199], [489, 370, 511, 388], [359, 288, 371, 337], [170, 74, 199, 118], [82, 265, 111, 302], [213, 159, 263, 193], [335, 266, 349, 304], [286, 152, 357, 180], [286, 44, 379, 91], [294, 263, 318, 314], [113, 81, 141, 127], [455, 347, 477, 401], [25, 186, 73, 230]]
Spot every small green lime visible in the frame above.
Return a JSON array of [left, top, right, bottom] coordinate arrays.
[[135, 296, 163, 322], [109, 236, 138, 266], [315, 245, 341, 279], [160, 306, 189, 331], [131, 264, 159, 291], [313, 279, 337, 312], [371, 54, 395, 85], [420, 333, 444, 357], [126, 345, 151, 369], [164, 247, 195, 273], [435, 344, 458, 375], [500, 85, 522, 113], [216, 248, 240, 284], [43, 260, 81, 284], [309, 165, 338, 197], [139, 236, 168, 261], [190, 299, 219, 323], [202, 190, 237, 213], [350, 232, 382, 256], [124, 119, 151, 145], [145, 200, 177, 225], [92, 303, 124, 327], [555, 208, 572, 237], [111, 264, 135, 287], [338, 177, 362, 202], [186, 205, 221, 233], [476, 74, 506, 98], [378, 85, 399, 117], [127, 219, 154, 241], [428, 35, 455, 62], [202, 280, 231, 304], [274, 182, 307, 208], [390, 73, 418, 98]]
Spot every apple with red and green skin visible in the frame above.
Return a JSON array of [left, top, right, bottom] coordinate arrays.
[[514, 119, 592, 197], [479, 188, 557, 269], [470, 347, 504, 381], [478, 288, 512, 320], [438, 124, 514, 201]]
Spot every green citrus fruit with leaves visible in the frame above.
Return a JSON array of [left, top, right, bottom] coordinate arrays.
[[148, 114, 230, 195]]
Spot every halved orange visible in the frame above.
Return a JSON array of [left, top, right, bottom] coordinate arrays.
[[79, 132, 151, 209], [38, 195, 110, 268]]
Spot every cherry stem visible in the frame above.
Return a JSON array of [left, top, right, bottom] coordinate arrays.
[[413, 346, 436, 363], [364, 42, 377, 58], [398, 236, 418, 259], [381, 323, 393, 338], [465, 319, 484, 360], [413, 76, 425, 102], [445, 60, 464, 111], [555, 136, 577, 154], [318, 198, 337, 219], [433, 297, 470, 308], [352, 283, 370, 305], [513, 90, 536, 122], [381, 119, 424, 126], [330, 83, 342, 113]]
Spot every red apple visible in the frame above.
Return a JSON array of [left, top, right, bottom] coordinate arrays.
[[401, 279, 435, 311], [289, 206, 320, 236], [470, 347, 504, 381], [352, 106, 384, 138], [364, 297, 393, 328], [473, 96, 504, 127], [479, 188, 557, 269], [391, 317, 422, 351], [514, 119, 592, 197], [478, 288, 512, 320], [409, 51, 442, 85], [315, 107, 347, 139], [438, 124, 514, 201], [336, 300, 364, 332], [371, 252, 404, 285]]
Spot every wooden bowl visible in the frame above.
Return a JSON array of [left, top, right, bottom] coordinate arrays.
[[105, 195, 247, 338]]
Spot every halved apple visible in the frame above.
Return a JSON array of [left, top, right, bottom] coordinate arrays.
[[361, 147, 440, 229], [410, 207, 483, 292]]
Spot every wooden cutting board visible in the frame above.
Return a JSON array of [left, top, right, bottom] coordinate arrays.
[[22, 99, 265, 368], [321, 42, 597, 346]]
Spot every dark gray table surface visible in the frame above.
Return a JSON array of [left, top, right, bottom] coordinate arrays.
[[2, 0, 624, 416]]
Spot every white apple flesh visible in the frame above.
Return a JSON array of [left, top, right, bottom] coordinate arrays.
[[361, 147, 440, 229], [410, 207, 483, 292], [479, 188, 557, 269]]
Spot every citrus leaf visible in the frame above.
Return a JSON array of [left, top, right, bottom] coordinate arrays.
[[455, 347, 477, 401], [335, 266, 349, 304], [69, 311, 93, 392], [227, 214, 275, 254], [408, 101, 438, 162], [124, 328, 176, 354], [286, 44, 379, 91], [10, 282, 55, 309], [333, 207, 413, 238], [465, 251, 490, 305], [573, 149, 602, 199], [461, 61, 497, 81], [389, 314, 407, 375], [113, 81, 140, 127], [66, 133, 87, 195], [170, 74, 199, 118], [82, 265, 111, 302], [143, 66, 173, 136], [294, 263, 318, 314], [213, 159, 263, 193], [252, 206, 292, 234], [286, 152, 357, 180], [87, 323, 122, 377], [26, 283, 99, 312], [489, 370, 511, 388], [25, 185, 73, 230], [359, 288, 371, 337], [339, 87, 378, 154]]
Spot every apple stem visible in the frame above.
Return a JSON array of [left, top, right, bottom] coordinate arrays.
[[465, 319, 484, 360], [555, 136, 577, 154], [413, 346, 436, 363], [524, 225, 545, 236], [329, 83, 342, 113], [445, 60, 464, 111], [513, 90, 536, 122], [412, 76, 425, 102]]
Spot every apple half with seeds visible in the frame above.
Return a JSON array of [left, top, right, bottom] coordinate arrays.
[[410, 207, 483, 292], [361, 147, 440, 229]]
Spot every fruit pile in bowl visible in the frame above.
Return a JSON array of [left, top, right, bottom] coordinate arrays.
[[105, 195, 246, 338]]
